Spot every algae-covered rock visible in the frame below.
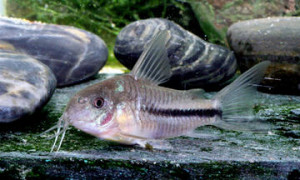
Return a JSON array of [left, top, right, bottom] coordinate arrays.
[[227, 17, 300, 94], [114, 18, 237, 89], [0, 50, 56, 123], [0, 17, 108, 87]]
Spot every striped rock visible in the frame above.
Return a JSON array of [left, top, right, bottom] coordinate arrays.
[[114, 18, 237, 89], [0, 17, 108, 87], [227, 17, 300, 94], [0, 50, 56, 123]]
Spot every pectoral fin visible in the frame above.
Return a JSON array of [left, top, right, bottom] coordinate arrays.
[[135, 139, 173, 150], [118, 132, 173, 150]]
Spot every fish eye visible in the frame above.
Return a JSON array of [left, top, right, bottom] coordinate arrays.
[[93, 97, 104, 108]]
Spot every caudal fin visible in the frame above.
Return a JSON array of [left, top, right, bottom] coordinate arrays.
[[213, 61, 271, 131]]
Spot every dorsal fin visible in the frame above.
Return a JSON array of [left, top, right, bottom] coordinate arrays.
[[130, 30, 172, 85]]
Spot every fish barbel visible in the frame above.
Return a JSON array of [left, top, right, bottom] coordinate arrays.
[[48, 30, 270, 151]]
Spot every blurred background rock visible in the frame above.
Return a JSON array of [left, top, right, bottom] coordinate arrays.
[[6, 0, 299, 72]]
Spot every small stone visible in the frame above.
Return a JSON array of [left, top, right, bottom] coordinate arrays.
[[227, 17, 300, 94], [290, 109, 300, 116], [114, 18, 237, 89], [0, 17, 108, 87], [0, 50, 56, 123]]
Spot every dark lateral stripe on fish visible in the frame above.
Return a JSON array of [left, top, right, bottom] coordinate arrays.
[[145, 107, 222, 118]]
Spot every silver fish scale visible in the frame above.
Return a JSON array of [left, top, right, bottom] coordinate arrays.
[[124, 77, 217, 139]]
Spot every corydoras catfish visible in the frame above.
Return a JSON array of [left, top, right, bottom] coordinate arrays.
[[48, 30, 270, 151]]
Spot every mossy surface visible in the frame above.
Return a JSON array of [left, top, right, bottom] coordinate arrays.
[[0, 74, 299, 178]]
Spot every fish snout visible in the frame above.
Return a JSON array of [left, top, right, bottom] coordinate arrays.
[[63, 103, 90, 125], [60, 111, 72, 125]]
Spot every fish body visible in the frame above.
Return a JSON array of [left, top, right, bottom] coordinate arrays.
[[66, 74, 219, 143], [50, 30, 270, 150]]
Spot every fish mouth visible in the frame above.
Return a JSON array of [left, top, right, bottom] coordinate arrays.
[[45, 109, 116, 151], [70, 111, 116, 138]]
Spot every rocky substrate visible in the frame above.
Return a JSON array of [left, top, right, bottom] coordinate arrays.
[[0, 17, 108, 87], [0, 50, 56, 123], [0, 74, 299, 179], [114, 18, 237, 89], [227, 17, 300, 94], [0, 17, 109, 123]]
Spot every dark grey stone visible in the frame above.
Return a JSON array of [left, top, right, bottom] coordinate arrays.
[[227, 17, 300, 94], [0, 82, 9, 95], [291, 109, 300, 116], [114, 18, 237, 89], [0, 17, 108, 87], [0, 50, 56, 123], [290, 108, 300, 121], [0, 152, 299, 179]]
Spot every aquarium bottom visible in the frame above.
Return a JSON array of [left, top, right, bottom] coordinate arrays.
[[0, 152, 299, 179]]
